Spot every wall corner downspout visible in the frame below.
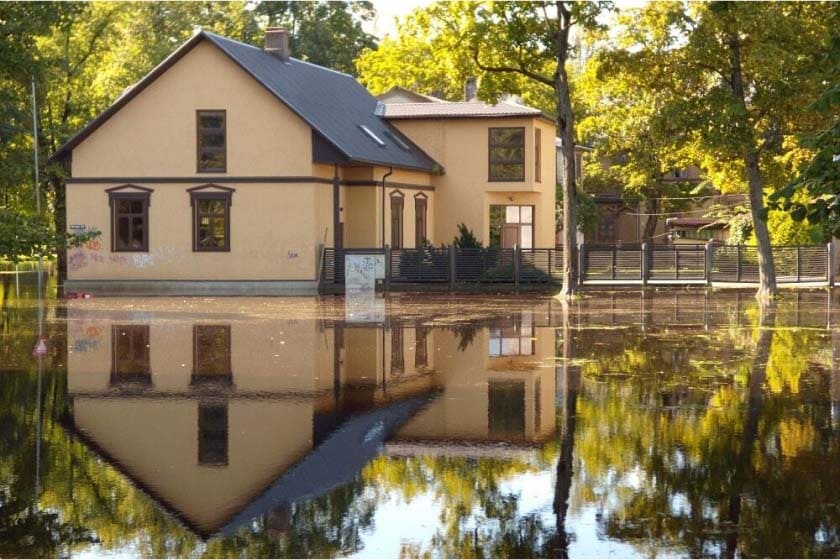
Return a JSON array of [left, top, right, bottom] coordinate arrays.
[[381, 167, 393, 248], [332, 164, 340, 250]]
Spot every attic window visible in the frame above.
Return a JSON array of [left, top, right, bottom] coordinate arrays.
[[359, 125, 386, 147], [385, 129, 411, 151]]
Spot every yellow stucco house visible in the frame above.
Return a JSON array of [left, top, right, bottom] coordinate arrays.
[[53, 28, 557, 295]]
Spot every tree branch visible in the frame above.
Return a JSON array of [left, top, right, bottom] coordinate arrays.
[[472, 49, 554, 87]]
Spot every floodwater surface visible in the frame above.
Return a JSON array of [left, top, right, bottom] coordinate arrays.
[[2, 278, 840, 557]]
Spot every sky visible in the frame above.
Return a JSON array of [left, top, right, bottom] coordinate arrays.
[[366, 0, 432, 38], [365, 0, 650, 40]]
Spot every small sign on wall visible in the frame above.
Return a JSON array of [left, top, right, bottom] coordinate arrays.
[[69, 224, 87, 232]]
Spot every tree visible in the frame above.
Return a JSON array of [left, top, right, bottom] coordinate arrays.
[[671, 3, 832, 298], [254, 1, 377, 74], [771, 35, 840, 238], [0, 209, 98, 264], [575, 12, 711, 243], [468, 1, 611, 299]]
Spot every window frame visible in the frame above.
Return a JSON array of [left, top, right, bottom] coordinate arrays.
[[488, 126, 526, 182], [189, 186, 234, 252], [108, 186, 152, 253], [196, 109, 227, 173], [390, 190, 404, 249], [535, 128, 542, 183], [414, 193, 427, 248]]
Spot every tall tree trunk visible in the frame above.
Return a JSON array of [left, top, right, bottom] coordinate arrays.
[[724, 301, 775, 557], [557, 1, 578, 299], [727, 30, 776, 300], [642, 198, 658, 242]]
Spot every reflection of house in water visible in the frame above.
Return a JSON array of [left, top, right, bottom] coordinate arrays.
[[65, 305, 556, 540]]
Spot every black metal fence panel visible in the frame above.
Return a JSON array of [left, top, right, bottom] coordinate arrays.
[[390, 248, 450, 283], [322, 244, 830, 288], [710, 245, 827, 283], [649, 244, 706, 281], [454, 248, 515, 282], [520, 248, 564, 283], [582, 244, 643, 281]]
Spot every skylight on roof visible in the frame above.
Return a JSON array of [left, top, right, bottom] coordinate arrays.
[[384, 129, 411, 151], [359, 124, 386, 147]]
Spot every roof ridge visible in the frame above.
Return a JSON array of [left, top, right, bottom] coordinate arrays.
[[200, 29, 354, 79]]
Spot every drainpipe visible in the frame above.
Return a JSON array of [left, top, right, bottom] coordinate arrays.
[[332, 164, 340, 250], [381, 167, 393, 248]]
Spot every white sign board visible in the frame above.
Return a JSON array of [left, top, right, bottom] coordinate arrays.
[[345, 254, 385, 292]]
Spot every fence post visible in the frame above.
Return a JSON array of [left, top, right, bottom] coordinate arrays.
[[705, 241, 713, 286], [828, 241, 835, 287], [384, 245, 391, 292], [611, 245, 617, 280], [578, 243, 585, 285], [641, 243, 649, 286], [449, 246, 456, 292], [514, 245, 521, 290], [675, 246, 681, 281], [736, 244, 742, 283]]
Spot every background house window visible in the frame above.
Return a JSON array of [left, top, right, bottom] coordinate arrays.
[[414, 195, 427, 247], [489, 127, 525, 181], [197, 110, 226, 172], [111, 194, 149, 252], [192, 194, 230, 251], [535, 128, 542, 183], [111, 325, 150, 384], [192, 325, 232, 385], [489, 205, 534, 249], [390, 192, 404, 248]]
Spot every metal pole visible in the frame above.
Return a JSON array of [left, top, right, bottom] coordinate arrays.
[[641, 243, 648, 286], [827, 241, 834, 287]]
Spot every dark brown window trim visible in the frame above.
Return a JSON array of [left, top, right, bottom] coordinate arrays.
[[390, 190, 405, 249], [488, 126, 526, 183], [108, 185, 153, 252], [414, 193, 428, 248], [190, 186, 233, 252], [196, 110, 227, 173], [67, 176, 436, 191], [535, 128, 542, 183]]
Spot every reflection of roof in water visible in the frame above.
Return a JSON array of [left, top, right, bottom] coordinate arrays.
[[64, 389, 439, 541]]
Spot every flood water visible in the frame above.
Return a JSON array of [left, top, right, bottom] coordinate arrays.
[[2, 276, 840, 557]]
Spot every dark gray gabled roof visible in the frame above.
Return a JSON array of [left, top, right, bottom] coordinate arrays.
[[52, 31, 442, 174]]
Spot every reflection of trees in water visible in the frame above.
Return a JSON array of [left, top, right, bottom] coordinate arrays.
[[576, 300, 840, 557], [363, 452, 558, 558]]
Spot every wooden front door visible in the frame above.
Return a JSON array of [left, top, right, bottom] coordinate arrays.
[[502, 225, 520, 249]]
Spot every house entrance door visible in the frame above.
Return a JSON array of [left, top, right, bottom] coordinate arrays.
[[502, 225, 520, 249]]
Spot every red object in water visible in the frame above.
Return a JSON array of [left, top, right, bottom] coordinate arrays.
[[32, 337, 48, 357]]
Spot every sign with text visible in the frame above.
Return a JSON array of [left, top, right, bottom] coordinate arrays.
[[345, 254, 385, 292]]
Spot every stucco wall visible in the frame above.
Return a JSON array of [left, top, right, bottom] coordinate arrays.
[[66, 181, 330, 281], [72, 41, 312, 178], [393, 117, 556, 247]]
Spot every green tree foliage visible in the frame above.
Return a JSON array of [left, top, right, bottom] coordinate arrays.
[[771, 36, 840, 238], [0, 209, 98, 263], [452, 222, 482, 248], [255, 1, 377, 74]]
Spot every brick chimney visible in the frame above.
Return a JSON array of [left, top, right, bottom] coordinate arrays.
[[264, 28, 290, 60], [464, 76, 478, 101]]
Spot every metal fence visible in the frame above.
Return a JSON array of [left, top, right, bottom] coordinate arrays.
[[320, 243, 834, 290]]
